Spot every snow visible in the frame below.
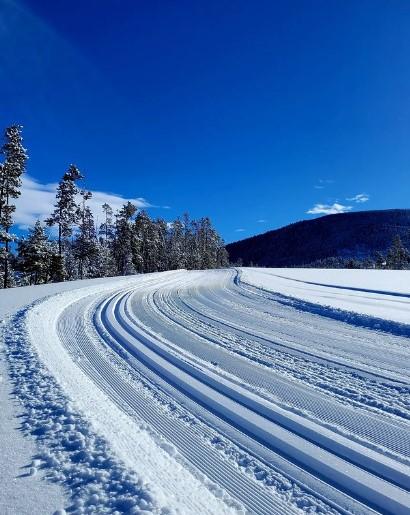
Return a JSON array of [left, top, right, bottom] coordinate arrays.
[[25, 275, 238, 514], [0, 351, 64, 515], [239, 267, 410, 325], [1, 268, 410, 514], [0, 277, 126, 515]]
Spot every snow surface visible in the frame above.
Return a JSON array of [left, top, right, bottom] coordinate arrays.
[[240, 267, 410, 325], [0, 276, 132, 515], [1, 268, 410, 514]]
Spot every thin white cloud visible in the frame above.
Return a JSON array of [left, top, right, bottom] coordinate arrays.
[[256, 219, 267, 223], [314, 179, 334, 189], [234, 228, 246, 232], [346, 193, 369, 203], [307, 203, 352, 215], [14, 174, 152, 229]]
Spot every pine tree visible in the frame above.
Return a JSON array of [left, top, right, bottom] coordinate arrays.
[[99, 202, 115, 276], [374, 251, 385, 269], [46, 164, 84, 260], [112, 202, 137, 275], [17, 221, 52, 285], [182, 213, 196, 270], [154, 218, 170, 272], [48, 242, 66, 282], [73, 190, 99, 279], [99, 203, 115, 245], [386, 235, 410, 270], [168, 218, 185, 270], [0, 125, 28, 288], [133, 211, 162, 273]]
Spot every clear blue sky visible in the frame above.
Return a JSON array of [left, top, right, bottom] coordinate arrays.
[[1, 0, 409, 242]]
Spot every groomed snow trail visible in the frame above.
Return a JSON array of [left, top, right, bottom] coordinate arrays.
[[15, 269, 410, 514]]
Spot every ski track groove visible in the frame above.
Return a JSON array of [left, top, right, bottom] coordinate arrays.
[[31, 268, 410, 515], [57, 289, 300, 515], [143, 284, 410, 462]]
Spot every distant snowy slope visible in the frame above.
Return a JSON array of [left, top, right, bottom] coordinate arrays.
[[239, 268, 410, 325]]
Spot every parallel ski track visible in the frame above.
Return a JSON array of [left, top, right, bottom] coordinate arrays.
[[180, 273, 410, 384], [143, 285, 410, 463], [57, 281, 303, 515], [55, 269, 410, 515]]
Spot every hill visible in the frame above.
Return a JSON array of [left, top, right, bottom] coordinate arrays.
[[226, 209, 410, 267]]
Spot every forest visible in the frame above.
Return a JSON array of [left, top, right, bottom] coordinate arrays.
[[0, 125, 228, 288]]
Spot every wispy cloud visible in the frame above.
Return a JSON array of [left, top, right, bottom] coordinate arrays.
[[234, 228, 246, 232], [314, 179, 334, 190], [256, 219, 267, 223], [346, 193, 369, 203], [313, 179, 335, 190], [307, 202, 352, 215], [14, 175, 152, 229]]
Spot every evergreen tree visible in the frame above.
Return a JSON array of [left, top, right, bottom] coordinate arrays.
[[133, 211, 162, 273], [112, 202, 137, 275], [73, 190, 99, 279], [195, 217, 228, 269], [374, 251, 385, 269], [99, 203, 115, 276], [17, 221, 52, 285], [168, 218, 185, 270], [154, 218, 170, 272], [46, 164, 83, 259], [182, 213, 197, 270], [99, 202, 115, 244], [0, 125, 28, 288], [48, 241, 66, 282], [386, 235, 410, 270]]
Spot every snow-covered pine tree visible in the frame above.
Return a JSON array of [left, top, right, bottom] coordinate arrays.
[[0, 125, 28, 288], [17, 220, 52, 285], [182, 213, 196, 270], [99, 203, 115, 245], [168, 218, 185, 270], [73, 190, 99, 279], [216, 243, 229, 268], [48, 241, 66, 282], [45, 164, 84, 280], [112, 202, 137, 275], [386, 235, 410, 269], [154, 218, 169, 272], [133, 211, 162, 273], [99, 202, 115, 277]]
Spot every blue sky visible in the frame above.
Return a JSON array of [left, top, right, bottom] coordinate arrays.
[[1, 0, 409, 242]]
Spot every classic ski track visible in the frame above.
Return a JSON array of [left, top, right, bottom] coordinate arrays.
[[159, 281, 410, 428], [56, 279, 304, 515], [142, 284, 410, 464], [102, 277, 410, 514], [49, 269, 410, 515], [162, 281, 410, 415], [181, 273, 410, 384]]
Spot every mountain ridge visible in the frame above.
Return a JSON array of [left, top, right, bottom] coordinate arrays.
[[226, 209, 410, 267]]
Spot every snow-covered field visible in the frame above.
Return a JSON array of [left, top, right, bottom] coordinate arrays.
[[1, 268, 409, 514]]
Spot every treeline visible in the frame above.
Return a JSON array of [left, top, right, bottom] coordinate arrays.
[[0, 125, 228, 288], [302, 235, 410, 270]]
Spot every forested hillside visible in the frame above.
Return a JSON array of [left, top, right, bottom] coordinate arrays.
[[226, 209, 410, 268]]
